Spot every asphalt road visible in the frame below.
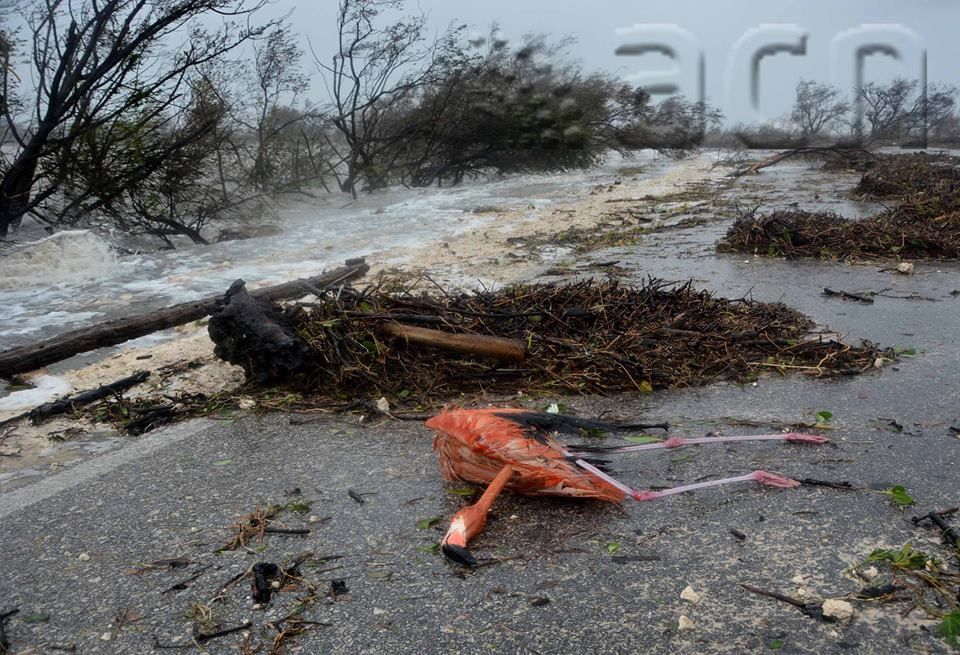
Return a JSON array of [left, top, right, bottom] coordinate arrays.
[[2, 345, 958, 654], [2, 162, 959, 654]]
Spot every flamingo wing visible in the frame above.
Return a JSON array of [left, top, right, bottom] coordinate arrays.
[[426, 408, 626, 502]]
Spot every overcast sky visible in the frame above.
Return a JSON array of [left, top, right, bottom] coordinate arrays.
[[267, 0, 960, 124], [6, 0, 959, 125]]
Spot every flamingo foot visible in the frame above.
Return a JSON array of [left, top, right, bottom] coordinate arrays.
[[784, 432, 831, 445], [751, 469, 801, 488], [631, 469, 801, 501]]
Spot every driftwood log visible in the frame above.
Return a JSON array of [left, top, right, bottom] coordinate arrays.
[[0, 260, 369, 379], [208, 280, 316, 384]]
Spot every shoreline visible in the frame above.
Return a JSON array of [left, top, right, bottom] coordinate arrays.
[[0, 154, 728, 482]]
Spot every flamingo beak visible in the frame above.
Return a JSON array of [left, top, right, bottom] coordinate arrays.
[[440, 513, 479, 566], [442, 543, 478, 567]]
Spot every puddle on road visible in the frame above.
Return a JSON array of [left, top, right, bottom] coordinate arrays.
[[0, 431, 125, 492]]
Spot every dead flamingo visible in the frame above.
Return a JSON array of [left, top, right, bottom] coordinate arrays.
[[425, 407, 829, 566]]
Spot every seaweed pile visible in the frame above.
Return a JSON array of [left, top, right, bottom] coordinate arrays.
[[258, 278, 890, 400], [722, 153, 960, 261], [856, 152, 960, 199]]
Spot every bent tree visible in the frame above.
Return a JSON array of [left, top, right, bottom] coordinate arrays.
[[317, 0, 466, 196], [0, 0, 274, 238]]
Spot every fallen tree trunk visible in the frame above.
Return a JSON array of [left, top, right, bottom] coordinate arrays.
[[379, 322, 528, 362], [0, 259, 369, 379], [732, 146, 874, 177]]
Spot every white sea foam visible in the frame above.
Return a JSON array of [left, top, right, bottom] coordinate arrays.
[[0, 374, 71, 411], [0, 230, 117, 290]]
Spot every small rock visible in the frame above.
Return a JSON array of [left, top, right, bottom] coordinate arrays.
[[861, 566, 879, 581], [375, 397, 390, 413], [373, 607, 387, 616], [822, 598, 854, 621], [790, 574, 805, 585], [308, 515, 324, 524], [100, 632, 112, 642], [237, 397, 256, 410], [680, 586, 702, 604], [895, 262, 914, 275], [677, 615, 695, 631], [78, 553, 91, 561]]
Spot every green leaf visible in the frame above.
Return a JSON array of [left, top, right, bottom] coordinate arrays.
[[895, 347, 917, 357], [22, 614, 50, 624], [625, 434, 662, 445], [868, 543, 928, 569], [886, 485, 915, 507], [940, 610, 960, 649], [770, 640, 785, 650], [212, 459, 233, 467], [417, 517, 441, 530], [639, 381, 654, 393], [283, 501, 311, 514], [607, 542, 621, 554], [416, 543, 441, 554], [815, 410, 833, 424], [447, 487, 477, 496]]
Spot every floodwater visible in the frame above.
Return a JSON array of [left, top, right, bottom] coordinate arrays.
[[0, 150, 684, 351]]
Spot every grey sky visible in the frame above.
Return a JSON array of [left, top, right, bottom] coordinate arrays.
[[270, 0, 960, 124], [4, 0, 958, 125]]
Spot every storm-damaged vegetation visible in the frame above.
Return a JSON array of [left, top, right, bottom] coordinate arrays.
[[203, 277, 891, 402], [720, 153, 960, 261], [0, 0, 720, 246]]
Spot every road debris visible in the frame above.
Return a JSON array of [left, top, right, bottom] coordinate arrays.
[[680, 585, 702, 604], [821, 599, 854, 622]]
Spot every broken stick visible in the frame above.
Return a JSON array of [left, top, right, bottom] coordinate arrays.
[[378, 322, 528, 362], [30, 371, 151, 423], [0, 370, 151, 430], [822, 288, 874, 304]]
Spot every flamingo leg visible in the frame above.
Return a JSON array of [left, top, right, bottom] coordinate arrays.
[[569, 432, 828, 457], [631, 470, 800, 501], [571, 458, 800, 502], [441, 465, 514, 566]]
